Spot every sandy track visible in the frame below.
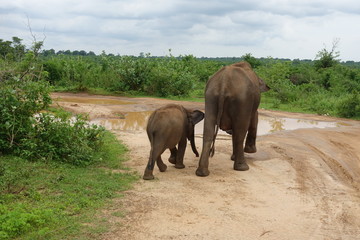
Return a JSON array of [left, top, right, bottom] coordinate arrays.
[[52, 92, 360, 240]]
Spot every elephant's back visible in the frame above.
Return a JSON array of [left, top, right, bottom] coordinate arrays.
[[146, 104, 186, 139], [207, 68, 253, 96]]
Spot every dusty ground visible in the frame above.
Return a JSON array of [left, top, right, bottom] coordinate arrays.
[[52, 92, 360, 240]]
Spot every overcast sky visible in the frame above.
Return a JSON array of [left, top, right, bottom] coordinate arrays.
[[1, 0, 360, 61]]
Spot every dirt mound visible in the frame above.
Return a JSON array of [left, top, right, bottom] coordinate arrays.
[[52, 92, 360, 240]]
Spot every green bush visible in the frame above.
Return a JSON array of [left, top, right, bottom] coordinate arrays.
[[0, 78, 51, 154], [1, 54, 106, 165], [116, 56, 154, 92], [257, 60, 297, 103], [42, 59, 62, 84], [147, 63, 196, 97], [19, 114, 105, 165], [336, 92, 360, 118]]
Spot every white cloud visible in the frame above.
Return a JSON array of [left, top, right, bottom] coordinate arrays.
[[0, 0, 359, 60]]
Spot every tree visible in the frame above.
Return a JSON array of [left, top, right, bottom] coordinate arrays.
[[242, 53, 261, 68], [42, 49, 56, 56], [314, 39, 340, 70], [11, 37, 26, 60], [0, 39, 12, 58], [87, 51, 96, 56], [0, 37, 26, 60]]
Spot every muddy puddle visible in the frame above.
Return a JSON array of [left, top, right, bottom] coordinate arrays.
[[53, 96, 133, 105], [90, 111, 340, 135]]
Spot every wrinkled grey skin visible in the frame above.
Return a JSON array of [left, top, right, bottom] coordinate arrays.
[[196, 61, 270, 177], [143, 104, 204, 180]]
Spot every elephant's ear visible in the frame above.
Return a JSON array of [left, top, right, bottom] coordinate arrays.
[[190, 110, 205, 125], [259, 77, 270, 93]]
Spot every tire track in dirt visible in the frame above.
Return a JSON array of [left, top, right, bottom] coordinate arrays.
[[266, 129, 360, 239]]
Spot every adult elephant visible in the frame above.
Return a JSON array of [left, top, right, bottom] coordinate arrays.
[[196, 61, 270, 177], [143, 104, 204, 180]]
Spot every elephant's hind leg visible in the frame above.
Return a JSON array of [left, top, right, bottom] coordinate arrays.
[[244, 111, 258, 153], [156, 156, 167, 172], [196, 98, 217, 177], [143, 145, 166, 180], [143, 151, 156, 180], [231, 111, 250, 171], [168, 147, 177, 164], [174, 137, 186, 169]]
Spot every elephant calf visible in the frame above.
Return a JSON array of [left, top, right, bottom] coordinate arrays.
[[143, 104, 204, 180]]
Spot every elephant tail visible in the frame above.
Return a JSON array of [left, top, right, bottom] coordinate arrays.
[[210, 93, 225, 157]]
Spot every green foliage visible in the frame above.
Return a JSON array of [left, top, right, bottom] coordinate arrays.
[[314, 39, 340, 70], [0, 76, 51, 154], [19, 114, 106, 166], [45, 52, 217, 97], [0, 39, 138, 239], [0, 76, 106, 164], [336, 92, 360, 118], [0, 135, 138, 239], [0, 37, 26, 61], [242, 53, 261, 68], [0, 43, 107, 165], [116, 55, 153, 92], [257, 60, 297, 103], [4, 36, 360, 119], [41, 51, 360, 118], [0, 203, 54, 240], [145, 55, 199, 97]]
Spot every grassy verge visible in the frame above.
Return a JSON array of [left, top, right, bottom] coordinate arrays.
[[0, 132, 139, 240]]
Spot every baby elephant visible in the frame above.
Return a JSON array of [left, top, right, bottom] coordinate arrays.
[[143, 104, 204, 180]]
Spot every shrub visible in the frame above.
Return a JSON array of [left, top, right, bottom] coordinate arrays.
[[147, 64, 196, 97], [116, 56, 154, 92], [257, 60, 297, 103], [336, 92, 360, 118], [1, 52, 106, 165], [19, 114, 105, 166], [0, 78, 51, 154], [42, 58, 62, 84]]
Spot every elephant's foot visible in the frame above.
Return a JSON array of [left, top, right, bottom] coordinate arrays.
[[195, 168, 210, 177], [143, 170, 155, 180], [244, 145, 257, 153], [168, 156, 176, 164], [158, 163, 167, 172], [234, 162, 249, 171], [175, 163, 185, 169]]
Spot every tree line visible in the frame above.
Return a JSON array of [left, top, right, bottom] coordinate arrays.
[[1, 37, 360, 67], [1, 36, 360, 119]]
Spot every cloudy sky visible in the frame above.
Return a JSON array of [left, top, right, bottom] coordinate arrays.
[[1, 0, 360, 61]]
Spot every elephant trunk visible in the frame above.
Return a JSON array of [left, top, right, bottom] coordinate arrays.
[[189, 133, 199, 157]]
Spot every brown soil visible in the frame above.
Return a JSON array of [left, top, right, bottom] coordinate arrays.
[[52, 92, 360, 240]]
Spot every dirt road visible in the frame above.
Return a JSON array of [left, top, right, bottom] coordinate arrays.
[[52, 92, 360, 240]]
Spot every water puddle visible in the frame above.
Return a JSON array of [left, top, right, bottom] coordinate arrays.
[[90, 111, 340, 135], [256, 116, 339, 135], [91, 111, 152, 131], [54, 97, 132, 105]]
